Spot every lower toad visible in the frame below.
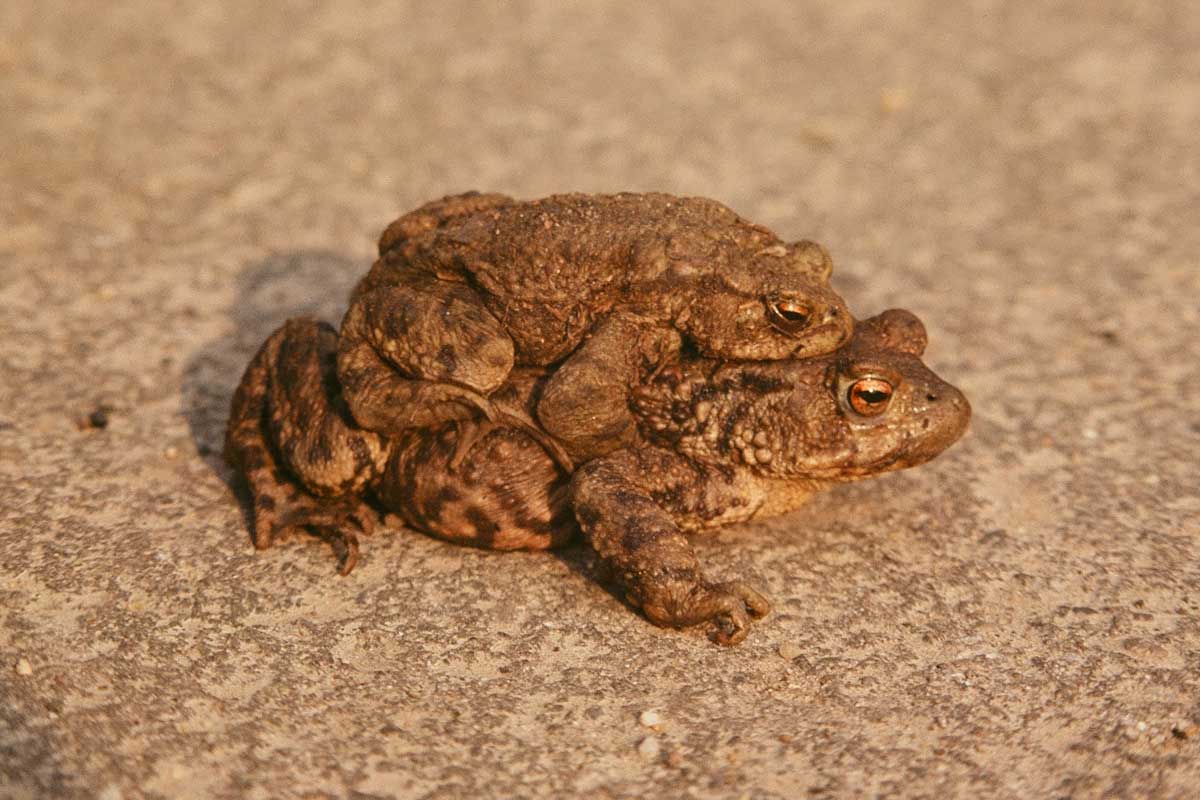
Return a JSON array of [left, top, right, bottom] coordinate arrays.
[[225, 310, 969, 644]]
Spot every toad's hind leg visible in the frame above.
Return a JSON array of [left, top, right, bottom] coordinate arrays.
[[379, 423, 577, 551], [224, 318, 390, 574], [337, 273, 515, 436]]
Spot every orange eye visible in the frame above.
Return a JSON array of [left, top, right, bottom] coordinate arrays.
[[848, 378, 893, 416], [767, 300, 812, 335]]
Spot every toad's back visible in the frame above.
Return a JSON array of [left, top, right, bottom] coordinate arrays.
[[363, 192, 786, 363]]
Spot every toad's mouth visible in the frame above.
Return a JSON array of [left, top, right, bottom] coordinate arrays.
[[750, 445, 908, 481], [757, 424, 953, 481], [778, 452, 908, 481], [786, 320, 851, 354]]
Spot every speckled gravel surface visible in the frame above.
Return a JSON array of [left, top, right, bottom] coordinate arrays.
[[2, 2, 1199, 798]]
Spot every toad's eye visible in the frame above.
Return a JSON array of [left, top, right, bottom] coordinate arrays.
[[767, 300, 812, 335], [848, 377, 893, 416]]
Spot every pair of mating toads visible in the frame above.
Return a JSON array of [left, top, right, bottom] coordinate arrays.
[[225, 192, 970, 645]]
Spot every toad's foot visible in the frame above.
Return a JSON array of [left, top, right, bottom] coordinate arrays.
[[269, 493, 378, 575], [639, 576, 771, 646]]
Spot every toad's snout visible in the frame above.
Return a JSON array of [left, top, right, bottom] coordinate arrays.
[[911, 380, 971, 460], [820, 296, 853, 341], [788, 303, 853, 355]]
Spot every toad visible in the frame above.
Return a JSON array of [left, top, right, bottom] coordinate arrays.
[[337, 192, 853, 461], [225, 308, 969, 644]]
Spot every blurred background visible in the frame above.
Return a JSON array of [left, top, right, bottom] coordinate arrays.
[[2, 2, 1198, 797]]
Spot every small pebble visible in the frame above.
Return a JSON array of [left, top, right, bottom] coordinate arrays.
[[639, 710, 662, 728], [14, 658, 32, 676], [77, 407, 110, 430], [638, 736, 661, 759], [164, 446, 179, 460], [778, 643, 802, 660], [665, 750, 684, 768]]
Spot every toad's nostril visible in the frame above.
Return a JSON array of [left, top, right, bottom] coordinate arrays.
[[926, 392, 938, 402]]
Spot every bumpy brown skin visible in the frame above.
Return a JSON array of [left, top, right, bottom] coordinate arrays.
[[225, 310, 969, 644], [338, 192, 854, 461]]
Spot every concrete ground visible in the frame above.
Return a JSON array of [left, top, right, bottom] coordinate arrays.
[[2, 2, 1198, 797]]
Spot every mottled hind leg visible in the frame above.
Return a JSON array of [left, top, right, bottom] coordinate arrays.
[[378, 423, 576, 551], [225, 318, 390, 573]]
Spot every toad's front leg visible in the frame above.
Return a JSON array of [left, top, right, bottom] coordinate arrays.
[[536, 312, 682, 463], [570, 447, 769, 645]]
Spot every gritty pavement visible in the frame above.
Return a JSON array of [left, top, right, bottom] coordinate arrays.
[[2, 2, 1199, 798]]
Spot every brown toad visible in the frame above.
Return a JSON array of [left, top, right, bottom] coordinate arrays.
[[225, 309, 969, 644], [337, 192, 853, 461]]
